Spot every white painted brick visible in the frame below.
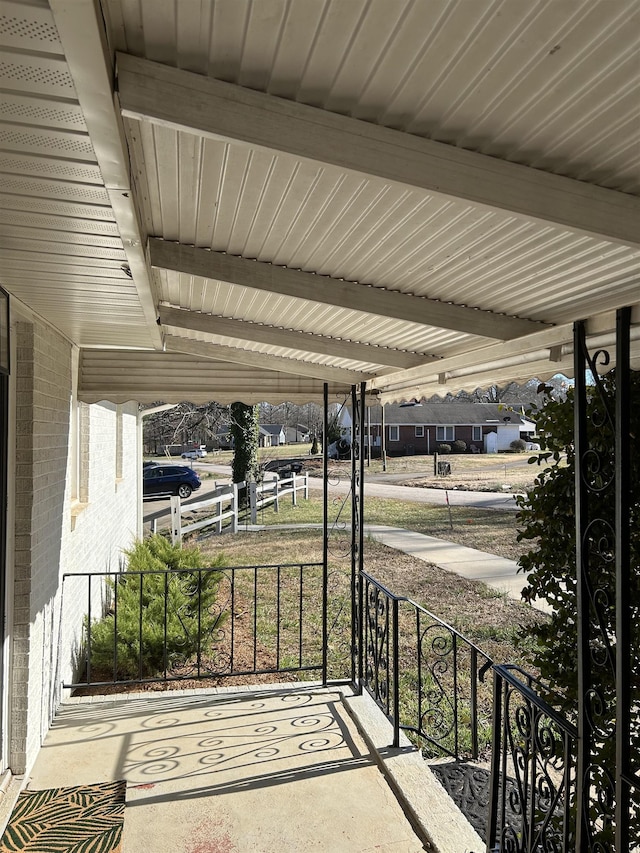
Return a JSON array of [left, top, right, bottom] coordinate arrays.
[[10, 319, 140, 775]]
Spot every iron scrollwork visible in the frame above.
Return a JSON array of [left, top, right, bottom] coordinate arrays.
[[363, 580, 390, 713], [491, 667, 577, 853]]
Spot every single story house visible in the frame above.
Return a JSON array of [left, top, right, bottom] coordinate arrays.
[[260, 424, 287, 446], [285, 425, 311, 444], [357, 403, 536, 455]]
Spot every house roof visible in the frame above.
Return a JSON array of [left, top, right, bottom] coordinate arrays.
[[367, 402, 528, 426], [261, 425, 286, 436], [1, 1, 639, 404]]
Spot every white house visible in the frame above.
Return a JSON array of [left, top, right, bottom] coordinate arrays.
[[260, 424, 287, 446]]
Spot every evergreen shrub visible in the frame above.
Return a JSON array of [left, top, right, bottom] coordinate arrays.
[[88, 535, 227, 679]]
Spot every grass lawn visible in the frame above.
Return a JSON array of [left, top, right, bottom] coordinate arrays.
[[249, 492, 529, 561]]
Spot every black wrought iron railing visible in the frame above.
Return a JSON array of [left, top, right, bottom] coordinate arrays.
[[360, 570, 493, 758], [62, 562, 326, 689], [487, 664, 578, 853]]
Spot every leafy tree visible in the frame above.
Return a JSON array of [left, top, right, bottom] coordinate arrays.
[[89, 535, 227, 679], [229, 402, 260, 484], [516, 372, 640, 844]]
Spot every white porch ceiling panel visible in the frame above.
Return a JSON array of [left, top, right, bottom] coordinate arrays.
[[112, 12, 639, 400], [1, 0, 639, 404], [105, 0, 640, 193], [79, 349, 352, 405]]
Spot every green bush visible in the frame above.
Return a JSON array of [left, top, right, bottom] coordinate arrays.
[[510, 438, 526, 452], [437, 443, 451, 454], [452, 439, 467, 453], [516, 371, 640, 845], [88, 535, 227, 679]]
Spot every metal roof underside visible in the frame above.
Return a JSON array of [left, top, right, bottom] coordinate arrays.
[[1, 0, 639, 404]]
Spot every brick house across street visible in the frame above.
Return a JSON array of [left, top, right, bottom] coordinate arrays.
[[342, 402, 536, 455]]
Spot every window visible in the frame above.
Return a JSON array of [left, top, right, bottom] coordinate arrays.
[[415, 426, 424, 437], [389, 425, 399, 441], [436, 426, 454, 442], [472, 426, 482, 442]]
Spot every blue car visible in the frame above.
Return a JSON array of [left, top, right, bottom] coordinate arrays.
[[143, 464, 201, 499]]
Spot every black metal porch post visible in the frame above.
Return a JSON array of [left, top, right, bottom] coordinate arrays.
[[350, 383, 366, 690], [573, 320, 591, 852], [574, 312, 632, 850], [615, 307, 631, 851], [350, 384, 357, 686], [322, 382, 328, 686]]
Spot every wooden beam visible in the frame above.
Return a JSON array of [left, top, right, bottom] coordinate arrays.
[[370, 304, 640, 394], [117, 53, 640, 249], [149, 239, 543, 341], [158, 305, 428, 369], [163, 334, 371, 384]]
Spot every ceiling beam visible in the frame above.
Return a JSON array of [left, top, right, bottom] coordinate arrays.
[[49, 3, 162, 348], [149, 239, 542, 341], [163, 334, 371, 384], [117, 53, 640, 250], [370, 304, 640, 395], [159, 305, 428, 369], [381, 337, 640, 403]]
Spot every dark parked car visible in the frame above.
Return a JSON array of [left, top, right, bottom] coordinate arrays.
[[261, 458, 304, 477], [143, 464, 201, 499]]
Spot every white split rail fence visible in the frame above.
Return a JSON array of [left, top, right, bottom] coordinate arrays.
[[249, 472, 309, 523], [169, 472, 309, 545], [170, 482, 242, 545]]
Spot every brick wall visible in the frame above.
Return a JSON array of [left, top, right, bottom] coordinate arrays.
[[11, 318, 139, 774]]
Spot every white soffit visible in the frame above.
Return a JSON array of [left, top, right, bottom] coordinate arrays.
[[0, 0, 160, 349]]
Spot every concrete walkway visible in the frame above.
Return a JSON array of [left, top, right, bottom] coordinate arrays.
[[246, 523, 549, 615], [24, 684, 483, 853], [364, 525, 547, 613]]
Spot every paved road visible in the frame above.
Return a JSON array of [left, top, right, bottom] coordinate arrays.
[[305, 473, 520, 511], [143, 460, 519, 528]]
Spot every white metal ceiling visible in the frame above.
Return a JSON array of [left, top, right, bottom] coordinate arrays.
[[104, 0, 640, 192], [0, 0, 639, 403]]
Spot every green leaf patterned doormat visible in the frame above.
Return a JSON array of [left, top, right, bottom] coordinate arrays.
[[0, 780, 126, 852]]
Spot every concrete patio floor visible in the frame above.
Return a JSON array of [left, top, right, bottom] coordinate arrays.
[[23, 683, 472, 853]]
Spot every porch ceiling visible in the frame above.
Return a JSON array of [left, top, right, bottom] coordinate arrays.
[[1, 0, 639, 403]]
